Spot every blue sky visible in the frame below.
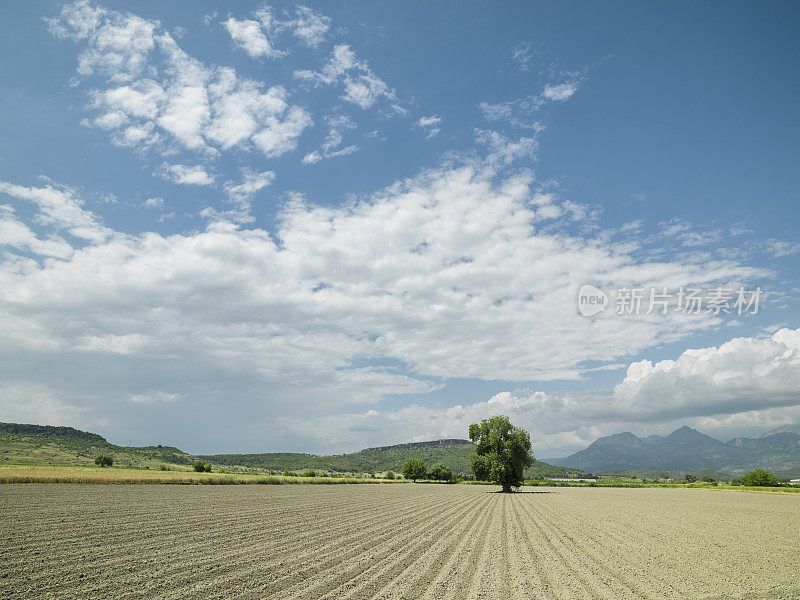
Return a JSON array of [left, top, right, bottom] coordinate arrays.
[[0, 1, 799, 455]]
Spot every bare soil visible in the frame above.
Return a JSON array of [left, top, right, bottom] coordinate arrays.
[[0, 484, 797, 599]]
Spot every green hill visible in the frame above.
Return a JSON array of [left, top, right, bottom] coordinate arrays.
[[0, 423, 194, 469], [201, 439, 584, 478], [0, 422, 582, 477]]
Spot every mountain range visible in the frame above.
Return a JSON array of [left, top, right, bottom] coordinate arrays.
[[548, 425, 800, 477], [0, 422, 580, 478]]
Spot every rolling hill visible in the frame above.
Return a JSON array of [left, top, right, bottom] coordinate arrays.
[[548, 425, 800, 477], [0, 422, 581, 478], [200, 439, 582, 478]]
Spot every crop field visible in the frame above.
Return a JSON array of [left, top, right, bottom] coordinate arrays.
[[1, 484, 797, 600], [0, 465, 389, 485]]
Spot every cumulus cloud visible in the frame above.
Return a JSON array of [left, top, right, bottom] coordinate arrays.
[[223, 6, 330, 56], [0, 153, 770, 451], [281, 328, 800, 455], [158, 163, 214, 186], [224, 9, 284, 59], [294, 44, 395, 109], [614, 328, 800, 418], [50, 2, 312, 159]]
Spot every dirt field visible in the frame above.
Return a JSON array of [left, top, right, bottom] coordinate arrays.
[[0, 484, 797, 600]]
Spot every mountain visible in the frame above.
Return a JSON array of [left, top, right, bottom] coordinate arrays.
[[549, 426, 800, 477], [0, 422, 579, 478]]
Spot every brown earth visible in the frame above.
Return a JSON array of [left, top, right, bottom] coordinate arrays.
[[0, 483, 797, 599]]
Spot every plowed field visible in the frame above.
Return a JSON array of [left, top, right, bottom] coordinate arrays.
[[1, 484, 797, 599]]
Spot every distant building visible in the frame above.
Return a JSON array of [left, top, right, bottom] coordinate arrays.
[[548, 478, 597, 482], [790, 479, 800, 485]]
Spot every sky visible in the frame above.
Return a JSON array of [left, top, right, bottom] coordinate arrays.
[[0, 1, 799, 457]]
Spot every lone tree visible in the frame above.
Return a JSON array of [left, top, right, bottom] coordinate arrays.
[[402, 457, 427, 482], [94, 455, 113, 467], [468, 415, 533, 492]]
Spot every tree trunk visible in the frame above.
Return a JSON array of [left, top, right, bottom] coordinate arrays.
[[502, 484, 511, 493]]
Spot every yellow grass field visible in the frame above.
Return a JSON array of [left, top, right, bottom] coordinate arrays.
[[0, 465, 392, 485]]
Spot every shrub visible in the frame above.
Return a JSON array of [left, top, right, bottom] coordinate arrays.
[[193, 460, 207, 472], [684, 474, 698, 483], [159, 465, 168, 471], [94, 455, 113, 467], [701, 476, 716, 483], [283, 470, 293, 477], [301, 470, 317, 477], [741, 469, 779, 487], [385, 471, 395, 480]]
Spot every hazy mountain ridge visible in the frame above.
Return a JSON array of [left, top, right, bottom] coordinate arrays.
[[549, 425, 800, 476]]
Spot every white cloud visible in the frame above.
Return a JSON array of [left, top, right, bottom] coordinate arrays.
[[302, 114, 358, 165], [542, 82, 578, 101], [416, 116, 441, 128], [302, 151, 322, 165], [512, 42, 534, 72], [765, 239, 800, 258], [294, 44, 395, 109], [224, 169, 275, 203], [475, 129, 538, 165], [50, 3, 312, 159], [0, 205, 74, 258], [283, 328, 800, 454], [144, 197, 163, 209], [614, 328, 800, 418], [0, 163, 763, 438], [0, 180, 112, 244], [224, 10, 284, 59], [290, 6, 331, 48], [223, 6, 330, 56], [416, 115, 442, 138], [159, 163, 214, 186]]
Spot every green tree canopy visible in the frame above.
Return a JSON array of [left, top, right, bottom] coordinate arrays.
[[468, 415, 533, 492], [741, 469, 779, 487], [94, 455, 113, 467], [428, 463, 453, 482], [402, 457, 427, 482]]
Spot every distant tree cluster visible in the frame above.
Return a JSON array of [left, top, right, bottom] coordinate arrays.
[[193, 460, 212, 472], [400, 458, 456, 482], [739, 469, 779, 487], [94, 455, 113, 467]]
